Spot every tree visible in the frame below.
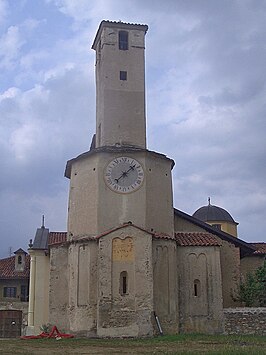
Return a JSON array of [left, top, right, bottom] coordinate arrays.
[[236, 261, 266, 307]]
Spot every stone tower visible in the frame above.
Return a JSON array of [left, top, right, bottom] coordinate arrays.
[[65, 21, 174, 239], [92, 21, 147, 148], [49, 20, 175, 337]]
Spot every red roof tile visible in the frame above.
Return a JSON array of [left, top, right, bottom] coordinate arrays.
[[175, 232, 221, 247], [153, 232, 175, 240], [251, 243, 266, 255], [48, 232, 67, 246], [0, 255, 30, 279]]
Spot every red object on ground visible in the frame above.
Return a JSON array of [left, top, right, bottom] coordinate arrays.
[[21, 325, 74, 339]]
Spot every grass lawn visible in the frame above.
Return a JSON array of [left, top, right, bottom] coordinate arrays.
[[0, 333, 265, 354]]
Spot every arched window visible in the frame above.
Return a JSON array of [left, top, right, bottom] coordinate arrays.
[[18, 255, 22, 264], [193, 279, 201, 297], [119, 31, 128, 50], [120, 271, 128, 295]]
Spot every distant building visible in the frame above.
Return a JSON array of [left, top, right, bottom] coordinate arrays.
[[0, 249, 30, 337], [0, 249, 29, 303]]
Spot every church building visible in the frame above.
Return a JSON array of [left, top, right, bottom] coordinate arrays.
[[26, 21, 263, 337]]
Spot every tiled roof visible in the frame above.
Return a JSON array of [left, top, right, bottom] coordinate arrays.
[[175, 232, 221, 247], [251, 243, 266, 255], [153, 232, 175, 240], [174, 208, 255, 257], [48, 232, 67, 246], [0, 255, 30, 279]]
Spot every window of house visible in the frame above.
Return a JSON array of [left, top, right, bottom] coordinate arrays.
[[120, 271, 128, 295], [119, 31, 128, 50], [3, 287, 17, 298], [120, 71, 127, 81], [193, 279, 200, 297], [18, 255, 22, 264], [20, 285, 28, 302], [212, 224, 221, 230]]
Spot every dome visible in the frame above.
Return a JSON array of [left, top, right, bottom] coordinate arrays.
[[193, 201, 237, 224]]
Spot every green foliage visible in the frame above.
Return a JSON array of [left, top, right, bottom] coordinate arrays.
[[237, 261, 266, 307]]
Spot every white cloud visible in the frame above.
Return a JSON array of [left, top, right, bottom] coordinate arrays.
[[0, 25, 25, 69], [0, 0, 8, 25]]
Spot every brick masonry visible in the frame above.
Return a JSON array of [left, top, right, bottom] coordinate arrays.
[[224, 308, 266, 335]]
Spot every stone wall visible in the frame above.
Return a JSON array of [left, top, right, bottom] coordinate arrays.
[[224, 308, 266, 335]]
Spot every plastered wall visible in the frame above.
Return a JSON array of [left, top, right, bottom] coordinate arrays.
[[97, 225, 154, 337], [177, 246, 224, 334], [68, 150, 174, 238], [153, 239, 178, 334], [49, 245, 69, 332], [219, 240, 241, 307], [27, 250, 50, 335]]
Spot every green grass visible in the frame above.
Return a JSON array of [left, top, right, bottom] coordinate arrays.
[[0, 333, 265, 354]]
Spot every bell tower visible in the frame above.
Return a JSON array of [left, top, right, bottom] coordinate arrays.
[[92, 21, 148, 148], [65, 20, 174, 239], [48, 20, 175, 338]]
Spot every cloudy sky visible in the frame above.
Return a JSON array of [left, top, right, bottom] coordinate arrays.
[[1, 0, 265, 258]]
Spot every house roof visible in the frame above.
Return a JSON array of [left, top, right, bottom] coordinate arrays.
[[251, 243, 266, 255], [49, 232, 67, 246], [175, 232, 221, 247], [14, 248, 27, 254], [0, 255, 30, 279], [65, 222, 157, 245], [174, 208, 255, 257]]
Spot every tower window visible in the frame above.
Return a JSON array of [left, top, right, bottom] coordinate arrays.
[[120, 271, 128, 295], [120, 71, 127, 81], [18, 255, 22, 264], [193, 279, 200, 297], [212, 224, 221, 230], [119, 31, 128, 50]]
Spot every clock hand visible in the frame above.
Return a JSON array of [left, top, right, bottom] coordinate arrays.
[[115, 165, 136, 183], [115, 171, 128, 183]]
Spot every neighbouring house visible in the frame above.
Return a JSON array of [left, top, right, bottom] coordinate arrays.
[[0, 249, 30, 337]]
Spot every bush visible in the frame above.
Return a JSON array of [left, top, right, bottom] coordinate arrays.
[[236, 261, 266, 307]]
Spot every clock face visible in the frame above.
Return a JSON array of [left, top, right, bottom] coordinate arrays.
[[104, 157, 144, 193]]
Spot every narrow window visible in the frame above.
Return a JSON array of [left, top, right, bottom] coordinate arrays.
[[119, 31, 128, 50], [120, 271, 128, 295], [193, 279, 200, 297], [20, 285, 28, 302], [18, 255, 22, 264], [120, 71, 127, 81]]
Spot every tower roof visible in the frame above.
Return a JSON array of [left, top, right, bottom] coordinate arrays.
[[193, 200, 238, 224], [92, 20, 148, 49]]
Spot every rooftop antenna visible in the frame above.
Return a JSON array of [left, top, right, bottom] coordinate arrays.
[[208, 197, 211, 205], [41, 215, 45, 228]]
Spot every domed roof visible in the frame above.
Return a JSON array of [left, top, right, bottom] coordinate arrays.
[[193, 199, 237, 224]]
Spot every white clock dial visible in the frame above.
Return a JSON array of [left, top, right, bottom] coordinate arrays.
[[104, 157, 144, 193]]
